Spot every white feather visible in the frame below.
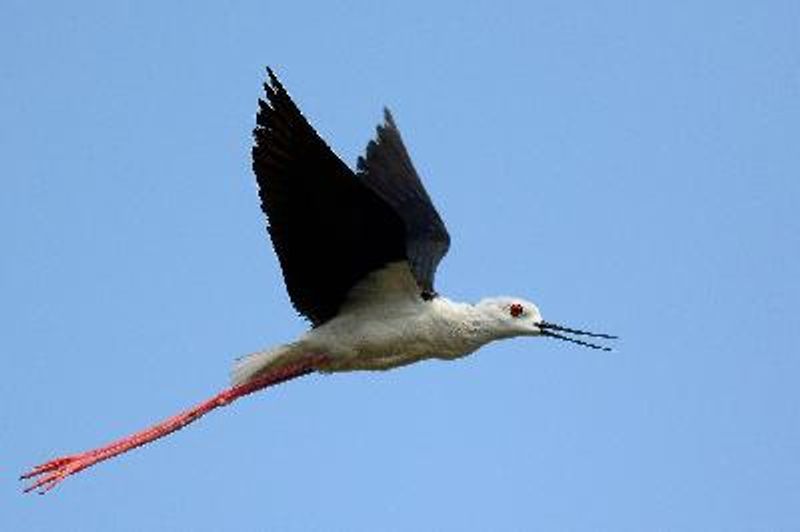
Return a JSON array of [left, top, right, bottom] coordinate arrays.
[[231, 261, 545, 384]]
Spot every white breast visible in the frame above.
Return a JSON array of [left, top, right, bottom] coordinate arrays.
[[300, 262, 482, 372]]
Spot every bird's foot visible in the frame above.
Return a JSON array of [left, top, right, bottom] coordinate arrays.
[[21, 453, 99, 494]]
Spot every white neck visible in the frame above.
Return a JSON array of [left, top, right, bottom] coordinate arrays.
[[432, 297, 523, 354]]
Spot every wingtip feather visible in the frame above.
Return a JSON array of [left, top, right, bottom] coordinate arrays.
[[382, 107, 396, 128]]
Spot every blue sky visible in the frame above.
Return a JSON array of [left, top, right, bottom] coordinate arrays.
[[3, 1, 799, 530]]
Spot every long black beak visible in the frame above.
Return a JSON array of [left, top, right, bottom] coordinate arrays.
[[537, 321, 617, 351]]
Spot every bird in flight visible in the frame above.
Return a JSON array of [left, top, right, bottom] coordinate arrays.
[[22, 68, 616, 494]]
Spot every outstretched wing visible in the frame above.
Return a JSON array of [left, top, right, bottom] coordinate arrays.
[[357, 109, 451, 297], [252, 69, 406, 325]]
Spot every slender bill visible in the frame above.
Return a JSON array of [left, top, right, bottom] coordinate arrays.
[[538, 321, 617, 351]]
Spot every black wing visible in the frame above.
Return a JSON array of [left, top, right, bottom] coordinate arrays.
[[357, 109, 451, 297], [252, 69, 406, 325]]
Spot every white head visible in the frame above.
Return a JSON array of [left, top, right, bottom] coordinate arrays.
[[475, 297, 615, 350], [475, 297, 543, 337]]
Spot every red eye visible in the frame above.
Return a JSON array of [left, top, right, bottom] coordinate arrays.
[[509, 303, 524, 318]]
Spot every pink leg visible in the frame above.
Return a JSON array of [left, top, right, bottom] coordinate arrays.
[[21, 354, 327, 494]]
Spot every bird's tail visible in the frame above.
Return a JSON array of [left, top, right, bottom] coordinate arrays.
[[231, 343, 298, 386]]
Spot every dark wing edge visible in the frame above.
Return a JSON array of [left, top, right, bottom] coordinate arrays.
[[252, 68, 406, 325], [357, 108, 451, 296]]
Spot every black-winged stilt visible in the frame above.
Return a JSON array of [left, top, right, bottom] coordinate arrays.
[[22, 68, 615, 494]]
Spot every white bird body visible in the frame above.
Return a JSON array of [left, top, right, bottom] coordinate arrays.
[[232, 261, 543, 384]]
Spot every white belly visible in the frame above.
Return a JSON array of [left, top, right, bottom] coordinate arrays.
[[302, 296, 479, 372]]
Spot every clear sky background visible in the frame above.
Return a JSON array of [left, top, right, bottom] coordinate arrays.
[[3, 1, 799, 530]]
